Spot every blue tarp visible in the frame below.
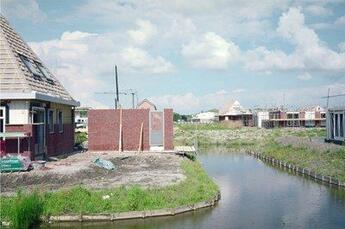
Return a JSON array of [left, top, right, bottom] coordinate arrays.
[[93, 157, 115, 170]]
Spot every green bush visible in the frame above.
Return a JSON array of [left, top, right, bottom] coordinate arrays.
[[10, 191, 43, 229], [75, 132, 87, 145]]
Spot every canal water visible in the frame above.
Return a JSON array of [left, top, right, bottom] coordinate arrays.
[[42, 151, 345, 229]]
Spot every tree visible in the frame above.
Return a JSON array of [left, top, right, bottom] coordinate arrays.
[[173, 112, 181, 122]]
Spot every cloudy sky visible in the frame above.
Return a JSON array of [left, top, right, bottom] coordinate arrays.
[[1, 0, 345, 113]]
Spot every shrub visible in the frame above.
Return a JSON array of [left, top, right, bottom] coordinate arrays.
[[75, 132, 87, 145]]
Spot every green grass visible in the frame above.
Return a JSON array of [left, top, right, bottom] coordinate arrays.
[[262, 141, 345, 182], [0, 160, 218, 225], [176, 123, 234, 131], [1, 191, 44, 229]]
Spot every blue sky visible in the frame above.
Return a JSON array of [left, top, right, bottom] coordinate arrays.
[[2, 0, 345, 113]]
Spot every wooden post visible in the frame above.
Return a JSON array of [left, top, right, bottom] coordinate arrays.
[[138, 122, 143, 152], [119, 109, 123, 152]]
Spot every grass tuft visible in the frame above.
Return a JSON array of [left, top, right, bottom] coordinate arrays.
[[5, 191, 44, 229]]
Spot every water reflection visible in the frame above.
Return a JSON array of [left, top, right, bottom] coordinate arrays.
[[41, 151, 345, 229]]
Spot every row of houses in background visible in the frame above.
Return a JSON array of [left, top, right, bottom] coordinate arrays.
[[255, 106, 326, 128], [191, 101, 326, 128], [190, 100, 345, 143]]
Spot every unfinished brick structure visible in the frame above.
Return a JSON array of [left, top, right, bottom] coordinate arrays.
[[88, 109, 174, 151]]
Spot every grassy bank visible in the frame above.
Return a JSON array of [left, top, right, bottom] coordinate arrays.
[[0, 160, 218, 228], [175, 123, 327, 151], [175, 123, 345, 182], [262, 141, 345, 182]]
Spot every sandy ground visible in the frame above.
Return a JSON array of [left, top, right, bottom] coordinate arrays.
[[0, 151, 186, 196]]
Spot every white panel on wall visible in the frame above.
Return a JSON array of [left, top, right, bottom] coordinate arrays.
[[9, 101, 29, 124]]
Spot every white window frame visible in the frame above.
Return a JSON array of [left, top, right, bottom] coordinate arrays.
[[0, 106, 6, 140], [333, 112, 345, 140], [57, 110, 63, 133], [48, 109, 54, 134]]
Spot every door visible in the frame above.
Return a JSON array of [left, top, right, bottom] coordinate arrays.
[[150, 111, 164, 146], [32, 108, 46, 159]]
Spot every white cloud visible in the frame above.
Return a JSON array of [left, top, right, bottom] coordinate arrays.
[[127, 19, 157, 46], [244, 7, 345, 72], [244, 46, 303, 71], [29, 25, 174, 107], [339, 42, 345, 52], [120, 46, 174, 74], [309, 22, 332, 30], [75, 0, 288, 41], [150, 93, 200, 112], [335, 15, 345, 25], [305, 4, 332, 16], [233, 88, 246, 93], [182, 32, 240, 69], [297, 72, 312, 81], [61, 31, 97, 41], [2, 0, 46, 23]]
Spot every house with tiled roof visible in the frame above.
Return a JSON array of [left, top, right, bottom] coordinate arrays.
[[137, 99, 157, 110], [0, 15, 79, 160], [218, 100, 254, 126]]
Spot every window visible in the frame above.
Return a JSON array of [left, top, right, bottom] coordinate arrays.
[[335, 114, 339, 137], [36, 62, 55, 84], [57, 111, 63, 133], [339, 114, 344, 137], [19, 55, 43, 79], [305, 120, 315, 127], [0, 107, 5, 139], [48, 110, 54, 133]]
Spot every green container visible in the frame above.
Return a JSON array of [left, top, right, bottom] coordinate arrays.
[[0, 156, 24, 172]]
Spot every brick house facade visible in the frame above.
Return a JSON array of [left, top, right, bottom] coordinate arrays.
[[0, 15, 79, 160]]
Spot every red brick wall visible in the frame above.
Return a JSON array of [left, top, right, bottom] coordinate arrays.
[[88, 109, 174, 151], [88, 110, 120, 151], [123, 109, 150, 151], [88, 109, 150, 151], [2, 123, 74, 159], [164, 109, 174, 150], [46, 124, 74, 156]]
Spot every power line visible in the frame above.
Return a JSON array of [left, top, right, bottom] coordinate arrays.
[[320, 93, 345, 99]]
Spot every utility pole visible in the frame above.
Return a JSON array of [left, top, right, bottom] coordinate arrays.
[[127, 89, 138, 109], [95, 65, 139, 109], [326, 88, 330, 108], [114, 65, 119, 109], [321, 90, 345, 108]]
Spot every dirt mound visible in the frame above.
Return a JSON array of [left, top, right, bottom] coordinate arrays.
[[0, 152, 186, 196]]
